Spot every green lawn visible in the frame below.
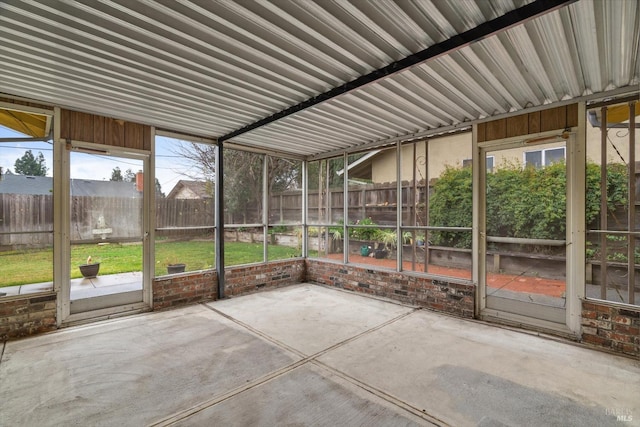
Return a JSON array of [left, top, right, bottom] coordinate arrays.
[[0, 241, 305, 288]]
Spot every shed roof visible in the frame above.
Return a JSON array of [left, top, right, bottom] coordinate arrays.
[[0, 0, 638, 159], [0, 173, 141, 198], [166, 180, 212, 200]]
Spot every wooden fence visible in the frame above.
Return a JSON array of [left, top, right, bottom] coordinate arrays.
[[269, 182, 427, 225], [1, 196, 215, 248], [0, 194, 53, 248], [3, 179, 637, 249]]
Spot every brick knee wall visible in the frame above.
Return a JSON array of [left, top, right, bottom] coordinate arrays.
[[306, 259, 474, 318], [5, 262, 638, 360], [153, 270, 218, 310], [225, 259, 306, 296], [581, 301, 640, 357], [0, 293, 57, 340]]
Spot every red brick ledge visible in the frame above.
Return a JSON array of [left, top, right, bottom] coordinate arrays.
[[581, 300, 639, 358], [305, 259, 474, 318]]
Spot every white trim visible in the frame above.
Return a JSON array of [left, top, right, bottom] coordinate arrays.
[[566, 103, 587, 334], [523, 146, 566, 168], [67, 139, 149, 157], [60, 140, 150, 324], [144, 127, 155, 309], [478, 128, 572, 149], [53, 107, 69, 326], [477, 129, 574, 328], [62, 302, 149, 326], [481, 309, 576, 338]]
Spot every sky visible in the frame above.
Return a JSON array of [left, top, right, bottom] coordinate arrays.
[[0, 126, 204, 195]]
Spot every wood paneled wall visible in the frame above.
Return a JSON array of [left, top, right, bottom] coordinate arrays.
[[477, 104, 578, 142], [60, 109, 151, 151]]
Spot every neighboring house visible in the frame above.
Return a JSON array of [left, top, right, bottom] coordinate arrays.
[[0, 172, 53, 195], [166, 180, 212, 200], [0, 172, 142, 198], [349, 112, 638, 184]]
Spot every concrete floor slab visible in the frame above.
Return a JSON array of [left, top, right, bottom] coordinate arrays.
[[166, 364, 433, 426], [1, 283, 639, 427], [0, 305, 299, 427], [317, 309, 640, 427], [209, 284, 414, 355]]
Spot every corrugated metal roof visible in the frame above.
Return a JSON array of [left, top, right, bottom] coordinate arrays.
[[0, 0, 638, 158]]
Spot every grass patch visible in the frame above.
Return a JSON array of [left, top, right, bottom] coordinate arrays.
[[0, 241, 306, 288]]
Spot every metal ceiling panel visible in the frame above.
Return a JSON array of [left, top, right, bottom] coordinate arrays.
[[1, 0, 638, 158]]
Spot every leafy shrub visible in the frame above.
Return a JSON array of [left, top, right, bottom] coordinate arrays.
[[428, 165, 473, 248], [428, 161, 628, 249], [350, 217, 381, 241]]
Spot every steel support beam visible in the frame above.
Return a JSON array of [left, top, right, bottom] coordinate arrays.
[[216, 141, 225, 299]]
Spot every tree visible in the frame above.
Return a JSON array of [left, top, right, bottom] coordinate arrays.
[[155, 178, 165, 198], [14, 150, 47, 176], [174, 142, 301, 222], [110, 167, 136, 182], [110, 166, 124, 181], [124, 169, 136, 182]]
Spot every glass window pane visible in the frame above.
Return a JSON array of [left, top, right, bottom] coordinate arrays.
[[267, 226, 302, 261], [307, 157, 344, 225], [224, 150, 263, 225], [0, 134, 54, 296], [347, 229, 395, 271], [486, 156, 495, 172], [224, 227, 265, 266], [402, 142, 427, 227], [155, 136, 215, 276], [585, 101, 638, 306], [308, 224, 344, 260], [349, 148, 397, 226], [524, 151, 542, 168], [544, 147, 565, 166], [268, 158, 302, 225]]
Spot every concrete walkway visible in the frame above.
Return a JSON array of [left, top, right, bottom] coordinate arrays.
[[1, 284, 638, 426]]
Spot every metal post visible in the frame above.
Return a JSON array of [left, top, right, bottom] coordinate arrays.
[[326, 159, 331, 257], [302, 160, 308, 258], [472, 125, 483, 316], [396, 142, 402, 271], [411, 143, 417, 271], [263, 154, 269, 263], [628, 102, 636, 305], [424, 140, 430, 273], [343, 152, 348, 264], [215, 142, 225, 299], [600, 107, 608, 300]]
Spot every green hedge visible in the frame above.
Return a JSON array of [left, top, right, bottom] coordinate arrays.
[[429, 162, 628, 249]]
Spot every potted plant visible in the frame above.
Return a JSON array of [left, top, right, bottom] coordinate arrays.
[[165, 257, 186, 274], [79, 256, 100, 278]]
